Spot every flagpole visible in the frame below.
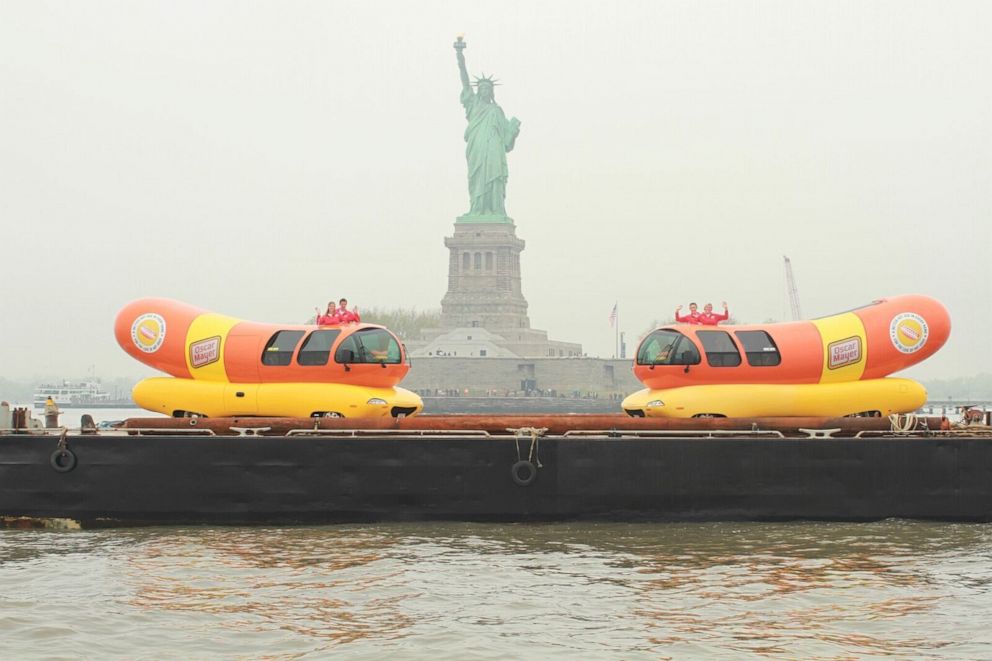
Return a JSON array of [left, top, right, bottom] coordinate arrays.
[[615, 305, 619, 359]]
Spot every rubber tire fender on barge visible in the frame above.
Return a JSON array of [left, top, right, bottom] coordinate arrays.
[[50, 448, 77, 473], [511, 460, 537, 487]]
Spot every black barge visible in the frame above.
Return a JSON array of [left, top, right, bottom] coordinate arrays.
[[2, 415, 991, 527]]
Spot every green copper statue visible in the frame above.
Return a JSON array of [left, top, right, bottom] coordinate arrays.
[[454, 36, 521, 221]]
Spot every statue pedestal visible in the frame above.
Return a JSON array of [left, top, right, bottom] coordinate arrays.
[[441, 219, 528, 330], [422, 215, 584, 356], [456, 213, 514, 225]]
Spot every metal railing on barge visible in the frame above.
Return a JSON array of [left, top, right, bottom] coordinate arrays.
[[3, 425, 992, 439]]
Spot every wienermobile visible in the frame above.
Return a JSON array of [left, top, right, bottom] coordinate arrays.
[[622, 295, 950, 418], [114, 299, 423, 418]]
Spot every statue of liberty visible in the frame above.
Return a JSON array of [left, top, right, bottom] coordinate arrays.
[[454, 36, 521, 220]]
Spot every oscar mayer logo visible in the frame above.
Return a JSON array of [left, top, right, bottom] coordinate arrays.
[[828, 336, 862, 369], [889, 312, 929, 354], [190, 336, 221, 368], [131, 313, 166, 353]]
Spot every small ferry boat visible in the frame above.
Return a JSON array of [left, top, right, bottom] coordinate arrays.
[[32, 381, 132, 409]]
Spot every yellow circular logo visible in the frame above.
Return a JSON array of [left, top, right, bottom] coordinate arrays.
[[889, 313, 928, 354], [131, 313, 166, 353]]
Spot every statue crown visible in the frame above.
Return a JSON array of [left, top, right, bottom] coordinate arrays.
[[472, 74, 500, 87]]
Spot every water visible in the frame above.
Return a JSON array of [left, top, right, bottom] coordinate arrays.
[[2, 522, 992, 658]]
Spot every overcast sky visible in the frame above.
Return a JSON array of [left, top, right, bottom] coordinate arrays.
[[1, 0, 989, 382]]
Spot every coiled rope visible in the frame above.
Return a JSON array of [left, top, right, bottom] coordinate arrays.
[[889, 413, 917, 432], [508, 426, 547, 468]]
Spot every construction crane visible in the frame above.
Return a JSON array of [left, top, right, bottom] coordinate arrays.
[[783, 255, 802, 321]]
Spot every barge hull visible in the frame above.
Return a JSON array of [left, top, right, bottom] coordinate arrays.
[[1, 433, 990, 524]]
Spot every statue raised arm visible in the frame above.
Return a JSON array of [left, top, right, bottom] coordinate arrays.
[[455, 36, 471, 94], [453, 36, 521, 220]]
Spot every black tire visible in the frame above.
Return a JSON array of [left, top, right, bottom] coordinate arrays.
[[510, 460, 537, 487], [50, 448, 77, 473], [173, 411, 206, 419]]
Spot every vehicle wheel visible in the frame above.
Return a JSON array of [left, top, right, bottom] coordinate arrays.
[[692, 413, 726, 418], [846, 410, 881, 418], [173, 410, 206, 418]]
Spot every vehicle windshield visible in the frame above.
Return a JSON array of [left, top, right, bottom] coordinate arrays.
[[636, 329, 701, 366], [334, 328, 403, 364]]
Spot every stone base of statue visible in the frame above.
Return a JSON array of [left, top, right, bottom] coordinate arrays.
[[440, 219, 528, 330], [404, 216, 582, 360]]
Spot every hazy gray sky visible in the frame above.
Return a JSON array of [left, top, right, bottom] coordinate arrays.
[[1, 0, 989, 382]]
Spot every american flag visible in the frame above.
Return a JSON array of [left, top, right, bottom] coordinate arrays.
[[608, 303, 617, 327]]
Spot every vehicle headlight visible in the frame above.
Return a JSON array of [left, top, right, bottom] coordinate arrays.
[[366, 398, 387, 405], [646, 400, 665, 408]]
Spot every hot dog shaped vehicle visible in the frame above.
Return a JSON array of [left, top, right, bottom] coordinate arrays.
[[115, 298, 423, 418], [622, 295, 950, 418]]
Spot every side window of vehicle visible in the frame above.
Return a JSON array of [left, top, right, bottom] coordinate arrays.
[[734, 330, 781, 366], [334, 334, 361, 364], [297, 329, 342, 366], [696, 330, 742, 367], [261, 330, 305, 366]]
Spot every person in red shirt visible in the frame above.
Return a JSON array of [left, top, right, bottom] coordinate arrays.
[[315, 301, 341, 326], [336, 298, 361, 324], [699, 302, 729, 326], [675, 303, 702, 325]]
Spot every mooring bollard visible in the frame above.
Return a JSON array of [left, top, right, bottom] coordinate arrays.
[[43, 399, 61, 429], [44, 411, 61, 429], [81, 414, 97, 433], [12, 407, 26, 429]]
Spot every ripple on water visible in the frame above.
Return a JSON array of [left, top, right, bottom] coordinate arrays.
[[1, 521, 992, 658]]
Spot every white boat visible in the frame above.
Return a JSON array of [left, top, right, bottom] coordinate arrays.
[[33, 381, 132, 409]]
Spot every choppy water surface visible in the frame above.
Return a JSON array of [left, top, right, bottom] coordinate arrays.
[[2, 522, 991, 658]]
